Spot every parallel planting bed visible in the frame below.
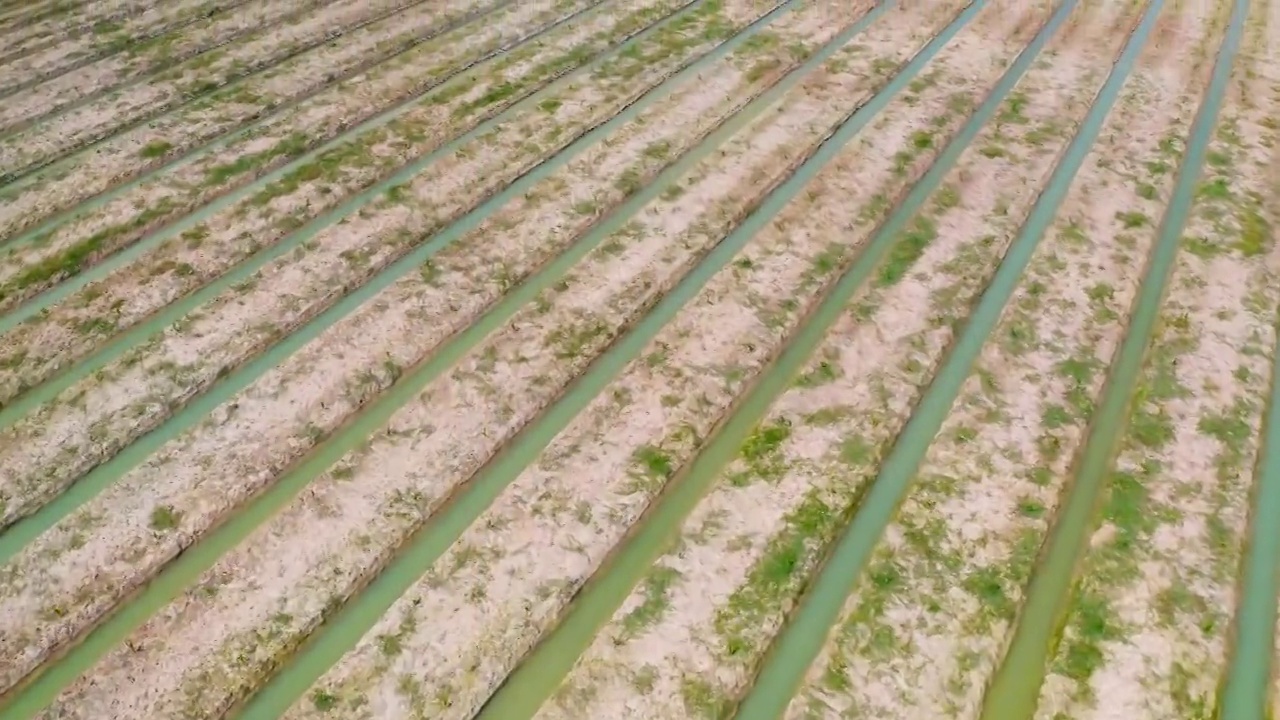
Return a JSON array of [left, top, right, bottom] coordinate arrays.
[[0, 0, 1278, 718]]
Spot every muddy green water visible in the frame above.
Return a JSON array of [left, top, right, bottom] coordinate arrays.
[[470, 2, 1036, 717], [0, 0, 700, 562], [1195, 2, 1272, 717], [0, 0, 797, 715], [0, 0, 348, 120], [0, 0, 523, 245], [0, 0, 613, 360], [236, 2, 909, 716], [980, 0, 1246, 717]]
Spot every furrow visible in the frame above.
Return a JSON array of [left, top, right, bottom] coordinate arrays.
[[0, 0, 96, 19], [1218, 126, 1280, 720], [0, 0, 714, 555], [977, 0, 1251, 717], [779, 1, 1227, 718], [0, 0, 798, 714], [0, 0, 190, 56], [1, 5, 1247, 720], [1210, 1, 1280, 715], [0, 0, 93, 29], [0, 0, 286, 100], [0, 6, 835, 718], [0, 0, 528, 246], [264, 1, 994, 716], [0, 0, 664, 406], [459, 0, 1075, 713], [552, 0, 1141, 712], [0, 0, 823, 674], [530, 1, 1143, 718], [0, 0, 436, 177], [714, 1, 1170, 717], [0, 0, 69, 22], [0, 0, 530, 264], [458, 1, 1090, 716], [1025, 2, 1276, 717], [448, 2, 1086, 718]]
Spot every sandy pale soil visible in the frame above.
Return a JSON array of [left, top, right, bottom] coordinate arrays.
[[1, 0, 1275, 717], [0, 0, 696, 520], [17, 3, 853, 716], [0, 0, 512, 238], [0, 0, 797, 708], [0, 0, 415, 175], [277, 1, 969, 716], [0, 0, 582, 308], [1035, 0, 1280, 716], [772, 0, 1229, 718], [532, 1, 1130, 718], [0, 0, 676, 390], [0, 0, 215, 74], [0, 0, 325, 111], [0, 0, 702, 547]]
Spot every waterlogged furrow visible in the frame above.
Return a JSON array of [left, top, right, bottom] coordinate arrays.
[[281, 2, 968, 717], [0, 0, 214, 70], [0, 3, 36, 25], [0, 0, 111, 24], [0, 0, 556, 246], [0, 0, 329, 106], [780, 4, 1218, 719], [0, 0, 545, 273], [3, 3, 1258, 720], [0, 0, 418, 175], [0, 0, 731, 543], [0, 0, 690, 413], [538, 4, 1104, 719], [0, 0, 89, 30], [0, 0, 815, 698], [1035, 11, 1278, 718], [1263, 33, 1280, 720], [25, 23, 842, 720], [0, 0, 691, 381]]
